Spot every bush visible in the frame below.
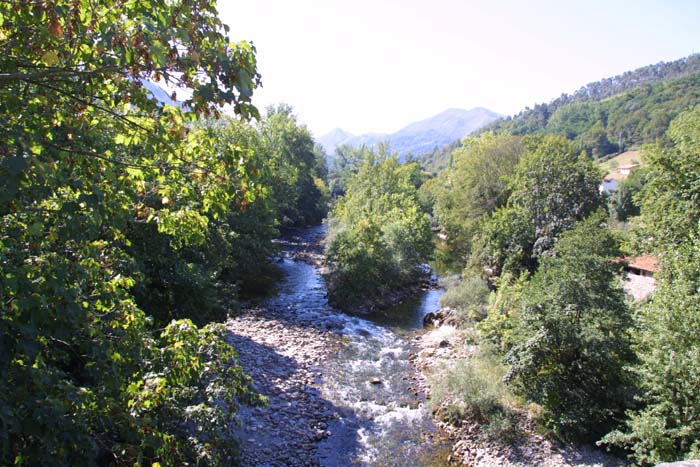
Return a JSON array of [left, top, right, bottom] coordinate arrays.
[[504, 215, 635, 441], [429, 351, 518, 441], [325, 151, 432, 309], [600, 233, 700, 465], [439, 274, 490, 323]]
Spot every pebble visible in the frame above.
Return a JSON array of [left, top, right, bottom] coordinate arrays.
[[226, 302, 339, 467]]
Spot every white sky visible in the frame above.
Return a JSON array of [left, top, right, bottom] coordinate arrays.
[[219, 0, 700, 137]]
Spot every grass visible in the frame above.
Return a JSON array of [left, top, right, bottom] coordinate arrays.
[[439, 274, 490, 324], [429, 349, 520, 443]]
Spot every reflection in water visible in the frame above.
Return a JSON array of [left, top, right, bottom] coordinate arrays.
[[268, 246, 451, 466]]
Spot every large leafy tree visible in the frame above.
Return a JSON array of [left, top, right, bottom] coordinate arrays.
[[326, 149, 432, 309], [638, 106, 700, 249], [475, 135, 602, 276], [328, 144, 369, 198], [504, 215, 634, 441], [431, 133, 524, 262], [260, 104, 329, 228], [0, 2, 266, 465]]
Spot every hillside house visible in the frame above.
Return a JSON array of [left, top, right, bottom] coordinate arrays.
[[600, 156, 641, 194], [600, 172, 625, 193], [619, 254, 660, 301], [623, 254, 659, 277]]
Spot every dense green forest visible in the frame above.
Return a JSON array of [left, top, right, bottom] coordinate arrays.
[[482, 54, 700, 154], [0, 2, 327, 466]]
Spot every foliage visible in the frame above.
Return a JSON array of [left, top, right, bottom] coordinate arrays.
[[417, 139, 462, 175], [328, 144, 373, 198], [600, 234, 700, 465], [481, 55, 700, 156], [600, 109, 700, 465], [430, 133, 525, 263], [503, 215, 634, 441], [477, 272, 529, 354], [439, 273, 490, 323], [260, 104, 329, 228], [471, 205, 536, 277], [608, 166, 647, 222], [637, 106, 700, 250], [0, 2, 275, 465], [429, 350, 518, 441], [474, 135, 602, 276], [119, 320, 264, 466], [325, 149, 432, 309]]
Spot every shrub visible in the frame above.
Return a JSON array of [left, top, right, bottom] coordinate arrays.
[[600, 233, 700, 465], [429, 351, 518, 441], [439, 274, 490, 323], [504, 215, 635, 441], [325, 151, 432, 309]]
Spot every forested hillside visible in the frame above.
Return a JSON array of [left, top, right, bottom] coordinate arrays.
[[417, 54, 700, 174], [480, 54, 700, 156]]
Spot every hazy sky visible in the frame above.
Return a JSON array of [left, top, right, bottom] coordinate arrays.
[[219, 0, 700, 137]]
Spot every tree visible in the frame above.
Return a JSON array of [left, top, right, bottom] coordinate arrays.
[[325, 149, 432, 309], [0, 2, 266, 465], [328, 144, 371, 197], [504, 215, 634, 441], [601, 107, 700, 465], [609, 166, 647, 222], [601, 233, 700, 465], [260, 104, 329, 228], [474, 135, 603, 276], [638, 106, 700, 249], [431, 133, 524, 263]]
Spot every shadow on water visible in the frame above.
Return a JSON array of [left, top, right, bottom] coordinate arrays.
[[361, 289, 444, 334]]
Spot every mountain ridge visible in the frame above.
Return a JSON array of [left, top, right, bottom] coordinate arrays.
[[319, 107, 501, 161]]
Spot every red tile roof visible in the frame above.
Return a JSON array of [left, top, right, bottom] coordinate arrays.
[[627, 255, 660, 273]]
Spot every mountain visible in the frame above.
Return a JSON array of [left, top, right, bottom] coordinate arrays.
[[319, 107, 501, 161], [317, 128, 355, 152]]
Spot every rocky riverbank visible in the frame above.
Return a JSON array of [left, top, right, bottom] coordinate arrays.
[[226, 306, 342, 467], [415, 308, 628, 467]]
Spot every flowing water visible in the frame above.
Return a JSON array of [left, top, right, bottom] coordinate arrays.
[[268, 226, 452, 466]]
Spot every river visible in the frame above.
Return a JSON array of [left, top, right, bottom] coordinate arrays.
[[231, 225, 452, 466]]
